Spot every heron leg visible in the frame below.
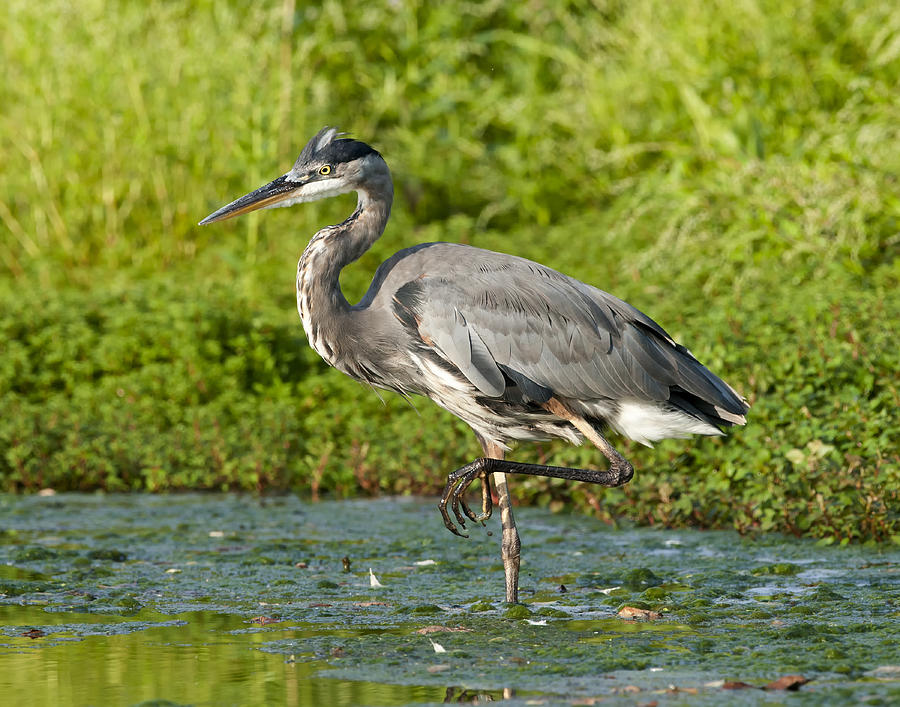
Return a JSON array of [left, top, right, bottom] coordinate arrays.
[[440, 455, 632, 533], [543, 398, 636, 485], [478, 440, 520, 605], [479, 469, 493, 520], [439, 418, 634, 537], [438, 412, 634, 603], [492, 468, 520, 604], [437, 441, 521, 603]]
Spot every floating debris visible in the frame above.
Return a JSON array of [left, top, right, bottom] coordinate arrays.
[[722, 681, 756, 690], [765, 675, 809, 691], [415, 626, 472, 635], [248, 616, 280, 625], [618, 606, 662, 620]]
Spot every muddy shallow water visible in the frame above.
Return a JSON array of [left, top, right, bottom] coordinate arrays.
[[1, 493, 898, 706]]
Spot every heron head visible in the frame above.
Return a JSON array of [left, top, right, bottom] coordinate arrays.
[[199, 126, 388, 225]]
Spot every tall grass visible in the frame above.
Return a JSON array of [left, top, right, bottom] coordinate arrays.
[[1, 0, 898, 540], [3, 0, 897, 279]]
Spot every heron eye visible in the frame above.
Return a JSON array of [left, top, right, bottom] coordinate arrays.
[[318, 165, 332, 175]]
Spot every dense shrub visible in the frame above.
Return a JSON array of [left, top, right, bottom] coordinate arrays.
[[1, 0, 897, 541]]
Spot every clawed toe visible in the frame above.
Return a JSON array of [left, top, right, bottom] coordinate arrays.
[[438, 464, 493, 536], [439, 474, 469, 537]]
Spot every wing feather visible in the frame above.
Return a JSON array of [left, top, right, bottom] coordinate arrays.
[[388, 244, 747, 421]]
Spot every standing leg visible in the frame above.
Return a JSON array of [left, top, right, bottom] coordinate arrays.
[[482, 440, 521, 604], [438, 401, 634, 603]]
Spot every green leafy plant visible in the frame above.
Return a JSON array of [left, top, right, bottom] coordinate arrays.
[[1, 0, 897, 542]]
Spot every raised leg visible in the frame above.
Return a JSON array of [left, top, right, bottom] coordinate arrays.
[[439, 452, 633, 531]]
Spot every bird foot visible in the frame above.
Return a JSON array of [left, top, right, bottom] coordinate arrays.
[[438, 462, 494, 537]]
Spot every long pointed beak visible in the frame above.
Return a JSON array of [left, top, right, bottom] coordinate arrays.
[[199, 174, 303, 225]]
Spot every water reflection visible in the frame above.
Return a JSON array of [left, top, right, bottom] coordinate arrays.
[[2, 494, 898, 706], [443, 686, 515, 702], [0, 608, 455, 706]]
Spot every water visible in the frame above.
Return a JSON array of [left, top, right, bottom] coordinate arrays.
[[1, 493, 898, 705]]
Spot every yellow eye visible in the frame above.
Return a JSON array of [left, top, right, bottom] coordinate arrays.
[[319, 165, 332, 175]]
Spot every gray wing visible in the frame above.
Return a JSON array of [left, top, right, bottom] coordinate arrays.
[[388, 244, 747, 422]]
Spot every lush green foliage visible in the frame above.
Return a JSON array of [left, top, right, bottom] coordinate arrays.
[[1, 0, 898, 541]]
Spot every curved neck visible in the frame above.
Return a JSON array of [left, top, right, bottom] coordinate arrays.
[[337, 183, 394, 270], [296, 177, 392, 361]]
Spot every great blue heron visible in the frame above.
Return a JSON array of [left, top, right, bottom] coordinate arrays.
[[201, 127, 749, 603]]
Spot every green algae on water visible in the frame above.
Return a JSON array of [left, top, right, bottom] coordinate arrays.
[[1, 494, 899, 707]]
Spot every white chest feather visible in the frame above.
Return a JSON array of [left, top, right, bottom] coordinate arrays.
[[296, 251, 336, 365]]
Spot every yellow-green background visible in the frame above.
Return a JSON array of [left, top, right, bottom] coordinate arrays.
[[1, 0, 898, 541]]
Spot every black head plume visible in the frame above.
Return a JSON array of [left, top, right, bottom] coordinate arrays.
[[293, 126, 379, 170]]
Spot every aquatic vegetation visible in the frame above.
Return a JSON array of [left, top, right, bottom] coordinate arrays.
[[1, 0, 897, 541], [1, 494, 898, 705]]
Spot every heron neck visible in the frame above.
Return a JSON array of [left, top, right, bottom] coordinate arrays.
[[340, 183, 393, 269], [296, 181, 393, 352]]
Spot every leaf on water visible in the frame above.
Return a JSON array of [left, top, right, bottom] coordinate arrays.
[[369, 568, 383, 588], [617, 606, 662, 620], [353, 601, 390, 607], [308, 603, 332, 608], [611, 685, 641, 695], [248, 616, 280, 625], [330, 646, 345, 658], [415, 625, 471, 634], [667, 686, 698, 695], [22, 629, 45, 639], [429, 639, 446, 653], [765, 675, 809, 691], [722, 681, 757, 690]]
